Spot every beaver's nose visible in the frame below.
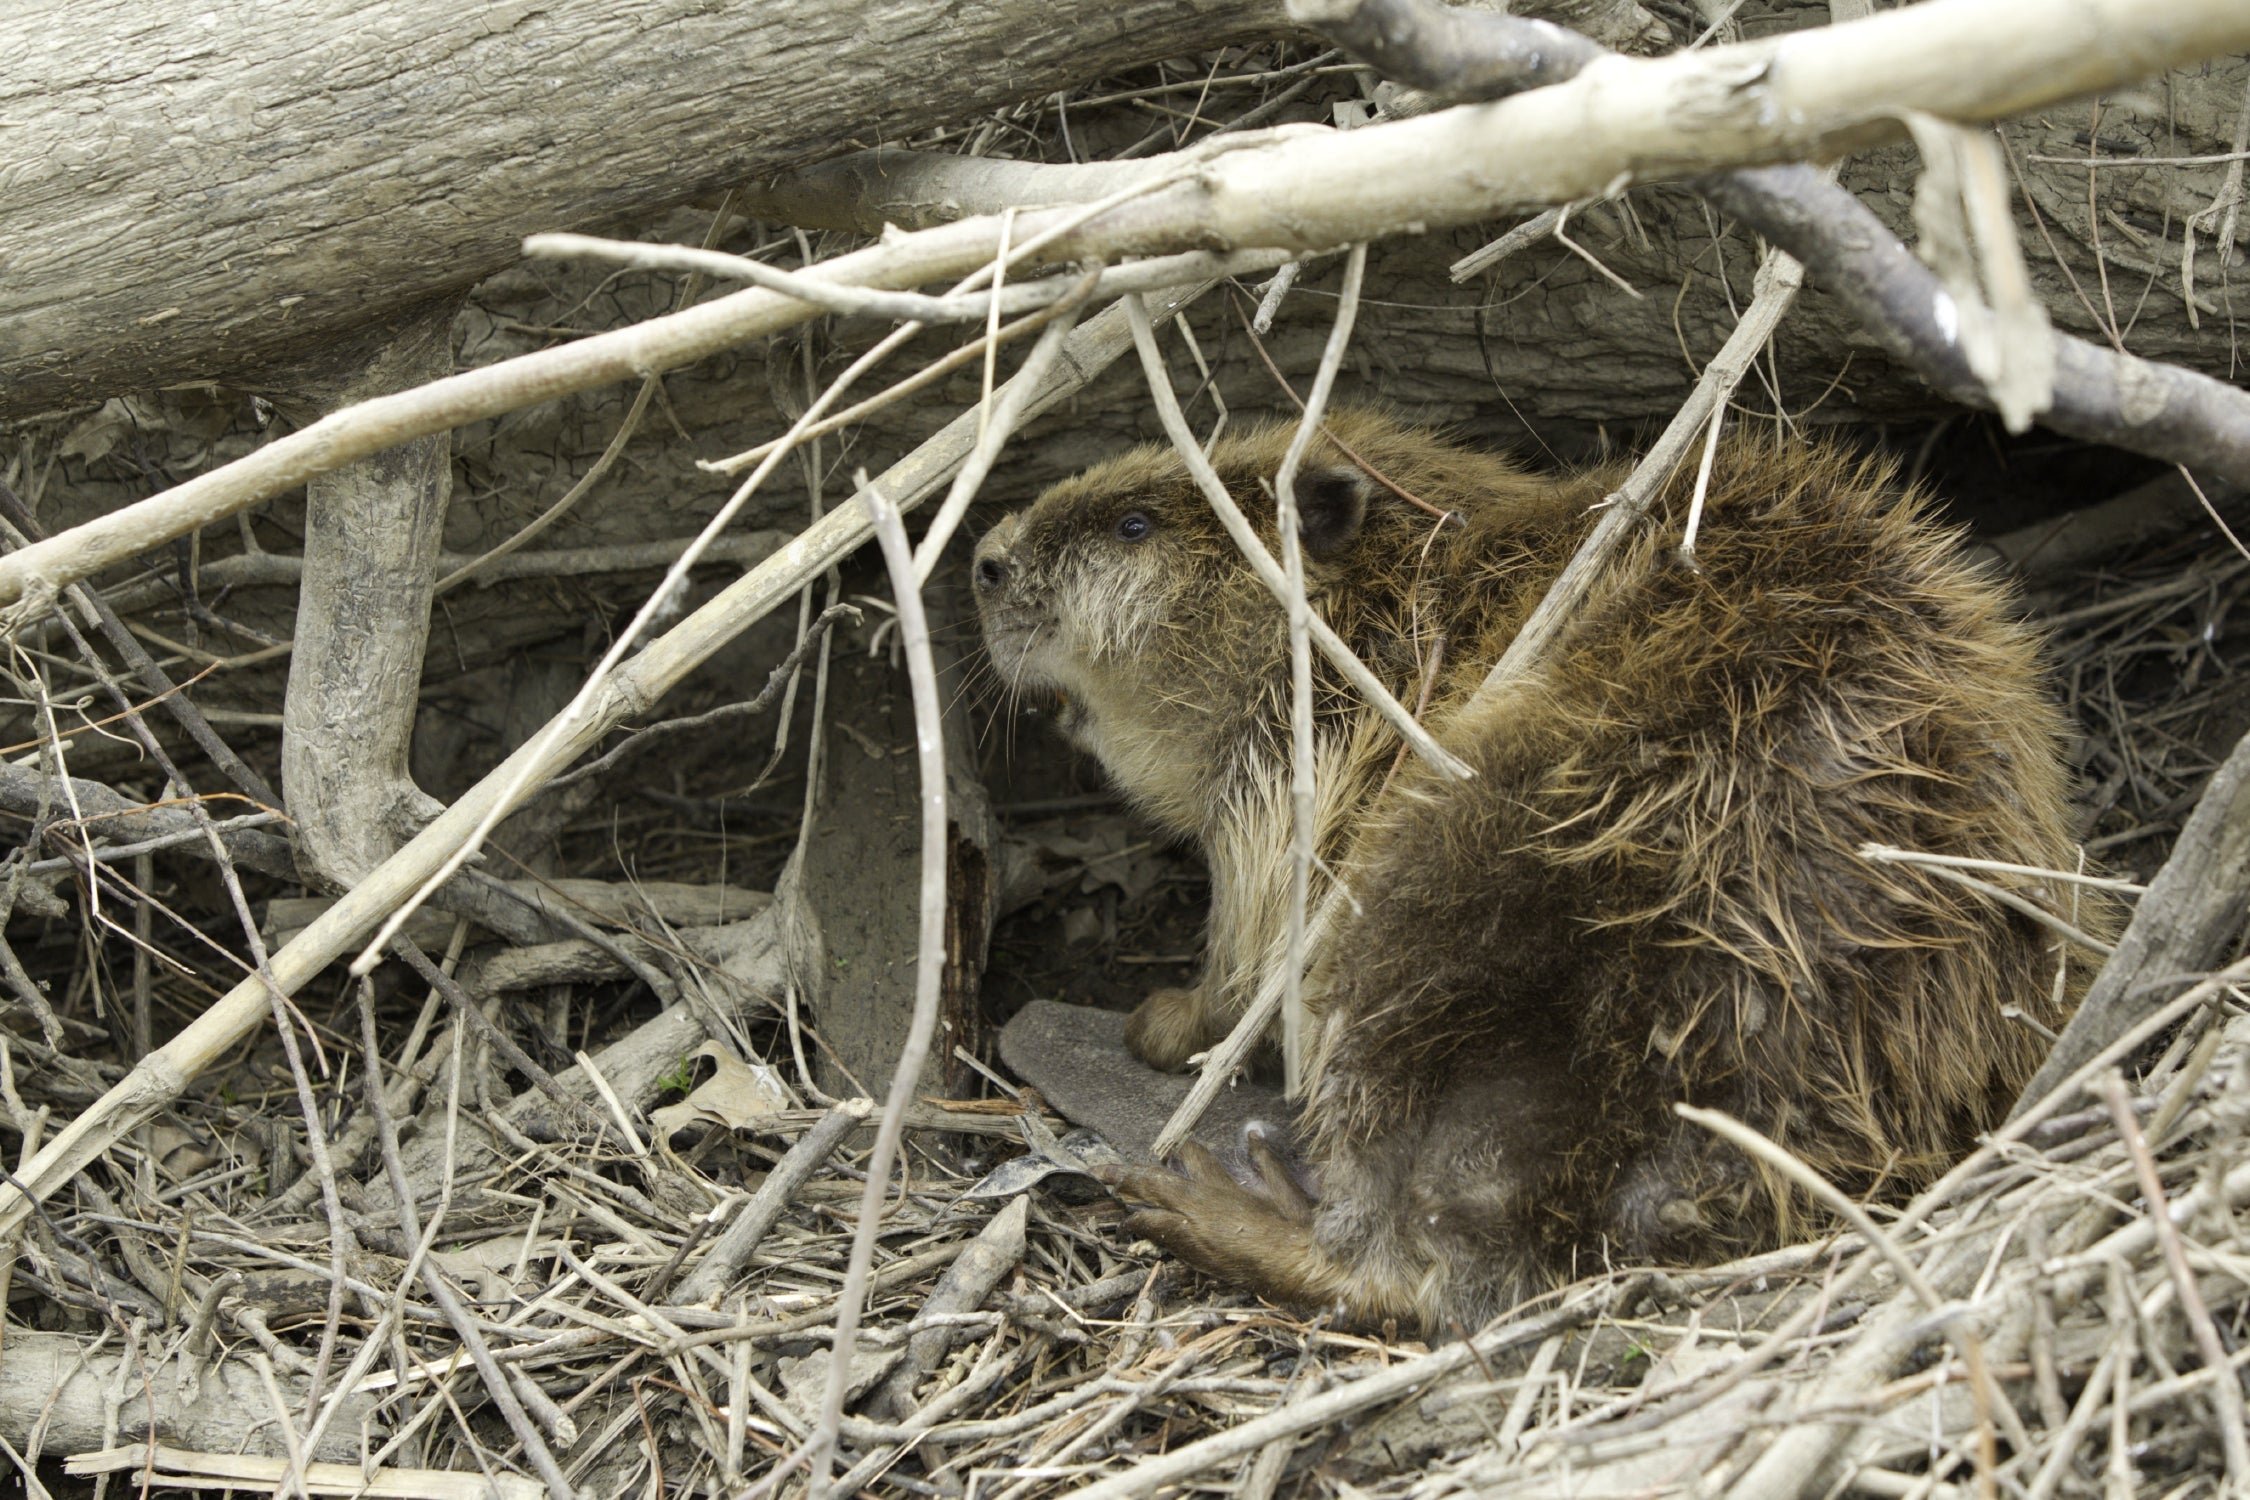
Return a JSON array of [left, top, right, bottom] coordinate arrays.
[[974, 555, 1009, 591]]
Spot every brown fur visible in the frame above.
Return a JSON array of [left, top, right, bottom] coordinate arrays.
[[973, 412, 2107, 1332]]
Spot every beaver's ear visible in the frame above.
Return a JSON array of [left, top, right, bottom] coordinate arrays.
[[1295, 466, 1373, 559]]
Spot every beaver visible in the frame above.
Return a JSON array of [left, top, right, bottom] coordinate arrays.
[[972, 411, 2102, 1332]]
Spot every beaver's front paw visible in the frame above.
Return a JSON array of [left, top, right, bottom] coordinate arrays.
[[1097, 1137, 1316, 1288], [1123, 985, 1215, 1071]]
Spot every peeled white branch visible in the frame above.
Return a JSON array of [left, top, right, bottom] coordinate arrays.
[[6, 0, 2242, 621], [753, 13, 2250, 484]]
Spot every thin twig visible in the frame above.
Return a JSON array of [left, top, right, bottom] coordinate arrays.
[[801, 475, 949, 1500], [1269, 242, 1368, 1094], [1857, 843, 2146, 894], [1122, 292, 1472, 781], [1677, 1105, 2009, 1498], [527, 234, 1095, 324], [1474, 249, 1804, 703], [2100, 1069, 2250, 1488], [909, 272, 1098, 583], [357, 990, 574, 1500], [543, 602, 859, 793], [1916, 862, 2116, 957], [670, 1099, 873, 1308], [1063, 1281, 1633, 1500]]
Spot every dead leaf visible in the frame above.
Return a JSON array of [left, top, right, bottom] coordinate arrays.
[[649, 1040, 795, 1140], [777, 1345, 899, 1423], [148, 1123, 219, 1179]]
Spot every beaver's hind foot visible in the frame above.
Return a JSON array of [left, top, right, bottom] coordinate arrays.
[[1101, 1137, 1438, 1329], [1102, 1137, 1315, 1289]]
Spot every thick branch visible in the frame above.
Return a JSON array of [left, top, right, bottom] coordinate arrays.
[[8, 0, 2243, 621], [0, 764, 296, 881], [763, 12, 2250, 484], [0, 764, 562, 946], [0, 1330, 377, 1463], [280, 300, 455, 888], [1298, 0, 2250, 471], [1704, 167, 2250, 481]]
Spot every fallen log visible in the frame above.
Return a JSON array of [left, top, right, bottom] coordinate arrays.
[[0, 0, 1282, 416]]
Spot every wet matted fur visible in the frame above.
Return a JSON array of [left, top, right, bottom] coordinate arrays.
[[973, 412, 2106, 1331]]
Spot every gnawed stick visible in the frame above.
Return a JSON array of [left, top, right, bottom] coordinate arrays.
[[867, 1196, 1029, 1420], [64, 1446, 524, 1500]]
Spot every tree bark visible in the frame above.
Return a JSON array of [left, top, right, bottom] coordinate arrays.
[[0, 0, 1284, 419], [2011, 725, 2250, 1116], [0, 1331, 379, 1464], [279, 300, 456, 888]]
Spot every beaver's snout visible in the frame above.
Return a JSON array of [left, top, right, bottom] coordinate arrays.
[[971, 513, 1025, 603], [971, 515, 1051, 686]]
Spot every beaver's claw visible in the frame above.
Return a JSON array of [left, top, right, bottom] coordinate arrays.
[[1096, 1137, 1317, 1287]]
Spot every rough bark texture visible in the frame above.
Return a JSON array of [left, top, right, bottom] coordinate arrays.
[[790, 610, 1000, 1103], [0, 1330, 378, 1463], [2013, 724, 2250, 1114], [0, 0, 1284, 417], [280, 299, 456, 888]]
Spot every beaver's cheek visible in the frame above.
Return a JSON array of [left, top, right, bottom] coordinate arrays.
[[978, 617, 1040, 673]]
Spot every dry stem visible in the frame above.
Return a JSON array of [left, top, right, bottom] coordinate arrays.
[[1270, 243, 1369, 1094], [800, 477, 948, 1500]]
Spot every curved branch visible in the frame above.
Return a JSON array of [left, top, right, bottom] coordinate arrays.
[[1703, 166, 2250, 480], [5, 0, 2246, 623], [1294, 0, 2250, 479], [744, 1, 2250, 485]]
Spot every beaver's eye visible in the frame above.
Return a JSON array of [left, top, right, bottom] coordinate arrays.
[[1115, 511, 1153, 543]]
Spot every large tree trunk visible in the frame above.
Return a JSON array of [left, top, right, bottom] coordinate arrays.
[[7, 0, 2243, 447], [0, 0, 1283, 419]]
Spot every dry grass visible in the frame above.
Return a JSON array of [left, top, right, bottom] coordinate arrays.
[[0, 35, 2247, 1500]]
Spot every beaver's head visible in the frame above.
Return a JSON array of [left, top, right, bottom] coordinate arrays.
[[970, 424, 1378, 708], [971, 413, 1569, 828]]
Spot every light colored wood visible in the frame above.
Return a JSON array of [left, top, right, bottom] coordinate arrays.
[[281, 302, 456, 887], [0, 1333, 377, 1464], [6, 0, 2245, 619], [67, 1445, 545, 1500]]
